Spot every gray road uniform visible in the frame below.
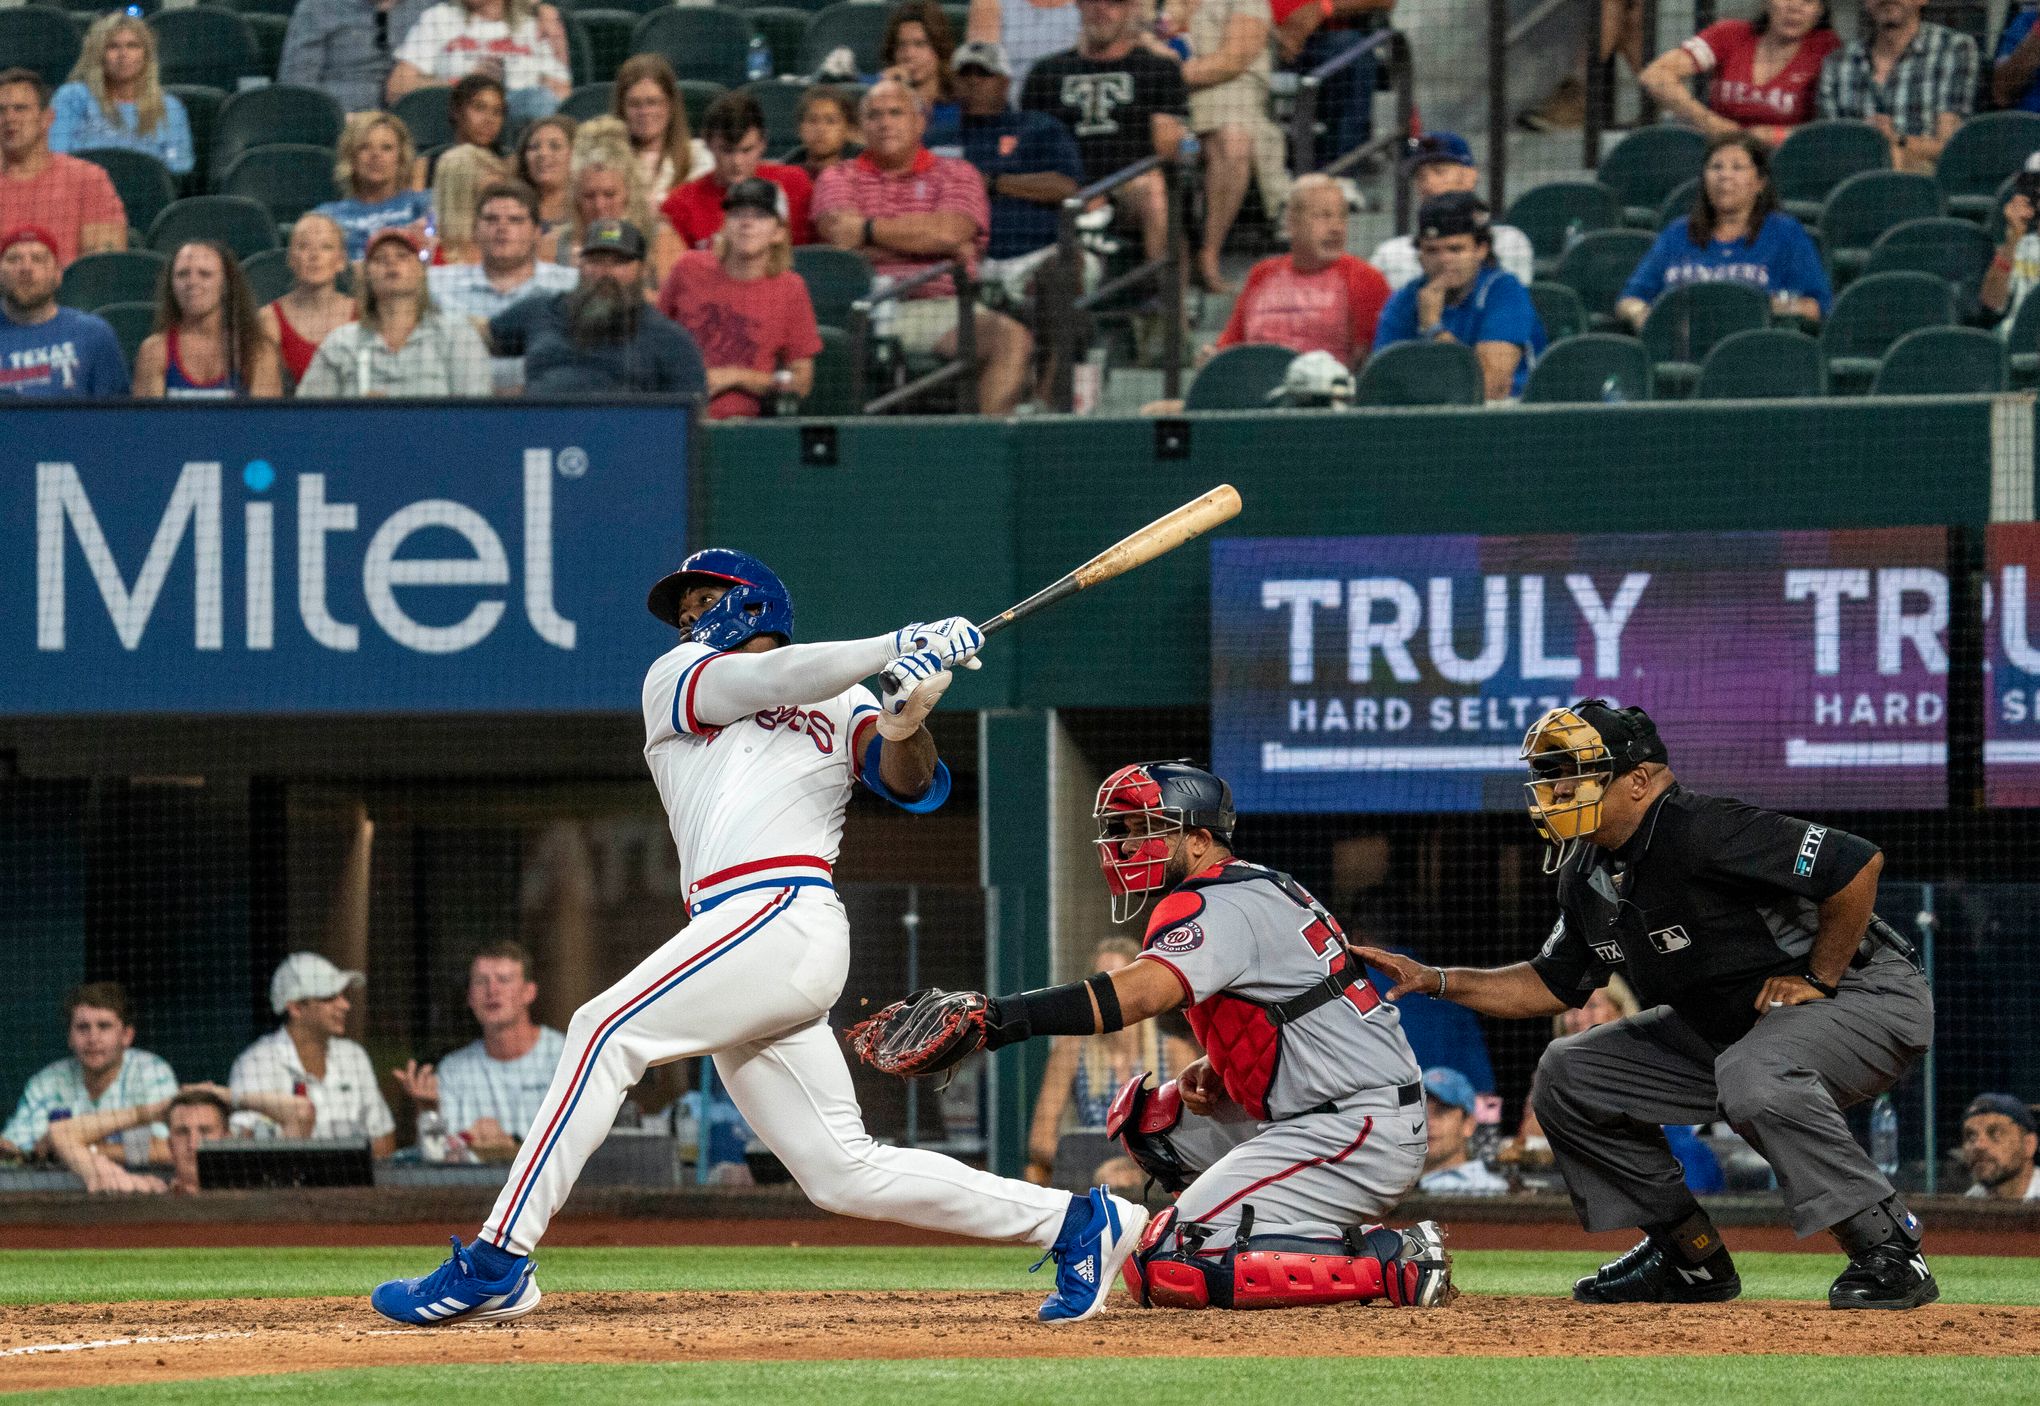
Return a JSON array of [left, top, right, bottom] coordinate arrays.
[[1529, 784, 1934, 1237], [1129, 860, 1426, 1241]]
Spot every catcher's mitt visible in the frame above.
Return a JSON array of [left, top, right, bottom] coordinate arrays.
[[846, 988, 996, 1078]]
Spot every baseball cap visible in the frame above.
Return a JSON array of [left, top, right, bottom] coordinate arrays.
[[364, 225, 426, 258], [1270, 349, 1354, 405], [1572, 698, 1670, 771], [2016, 151, 2040, 204], [953, 40, 1012, 77], [0, 224, 61, 260], [721, 176, 789, 221], [580, 218, 647, 260], [1416, 191, 1492, 241], [1964, 1092, 2038, 1134], [1404, 131, 1475, 176], [270, 952, 364, 1015], [1422, 1067, 1478, 1117]]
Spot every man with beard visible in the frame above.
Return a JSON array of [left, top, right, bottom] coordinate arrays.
[[0, 224, 127, 396], [1961, 1093, 2039, 1201], [487, 218, 706, 395], [1816, 0, 1976, 173]]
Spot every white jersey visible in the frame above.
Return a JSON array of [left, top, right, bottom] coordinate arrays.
[[640, 641, 884, 909]]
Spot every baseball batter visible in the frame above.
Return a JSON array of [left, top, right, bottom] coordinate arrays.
[[371, 549, 1149, 1327], [852, 761, 1452, 1311]]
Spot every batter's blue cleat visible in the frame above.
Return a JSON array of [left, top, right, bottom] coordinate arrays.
[[1033, 1186, 1150, 1323], [371, 1236, 541, 1326]]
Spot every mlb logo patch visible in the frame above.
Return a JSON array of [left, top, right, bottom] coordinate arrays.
[[1648, 924, 1692, 954]]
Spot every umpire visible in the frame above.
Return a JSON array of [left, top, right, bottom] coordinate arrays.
[[1356, 700, 1937, 1310]]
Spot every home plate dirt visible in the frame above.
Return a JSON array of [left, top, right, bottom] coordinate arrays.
[[4, 1294, 2039, 1392]]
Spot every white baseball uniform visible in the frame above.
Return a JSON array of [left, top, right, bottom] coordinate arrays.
[[480, 635, 1073, 1256]]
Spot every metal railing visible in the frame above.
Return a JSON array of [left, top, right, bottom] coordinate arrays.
[[1485, 0, 1665, 210], [1288, 24, 1417, 230], [848, 256, 978, 414]]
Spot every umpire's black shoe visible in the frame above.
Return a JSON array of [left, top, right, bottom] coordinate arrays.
[[1572, 1238, 1742, 1304], [1829, 1243, 1940, 1310]]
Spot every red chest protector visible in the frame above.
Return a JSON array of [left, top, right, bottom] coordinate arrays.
[[1142, 862, 1379, 1121]]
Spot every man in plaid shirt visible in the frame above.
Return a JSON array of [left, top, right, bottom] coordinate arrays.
[[1, 983, 177, 1163], [1817, 0, 1977, 174]]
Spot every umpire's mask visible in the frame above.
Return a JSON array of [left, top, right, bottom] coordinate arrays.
[[1520, 700, 1667, 872]]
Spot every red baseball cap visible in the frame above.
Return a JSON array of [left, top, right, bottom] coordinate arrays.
[[0, 225, 61, 260], [364, 225, 427, 257]]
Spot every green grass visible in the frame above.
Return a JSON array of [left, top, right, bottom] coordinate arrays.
[[3, 1245, 2039, 1307], [10, 1357, 2040, 1406]]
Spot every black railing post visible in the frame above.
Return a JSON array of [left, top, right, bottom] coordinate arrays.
[[1390, 33, 1415, 230], [1293, 75, 1321, 175], [849, 300, 871, 410], [1164, 152, 1189, 400], [953, 262, 977, 414], [1049, 197, 1082, 411]]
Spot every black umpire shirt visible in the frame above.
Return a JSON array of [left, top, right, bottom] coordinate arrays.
[[1529, 784, 1880, 1048]]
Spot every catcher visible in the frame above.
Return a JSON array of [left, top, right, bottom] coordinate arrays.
[[852, 760, 1453, 1311]]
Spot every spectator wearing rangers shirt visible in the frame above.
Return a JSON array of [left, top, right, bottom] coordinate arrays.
[[1640, 0, 1840, 147], [1215, 174, 1388, 368], [229, 952, 398, 1157], [0, 225, 128, 397], [0, 69, 126, 270], [387, 0, 571, 128], [1816, 0, 1975, 174]]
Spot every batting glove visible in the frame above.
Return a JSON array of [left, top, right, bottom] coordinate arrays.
[[891, 616, 984, 671], [878, 652, 955, 737]]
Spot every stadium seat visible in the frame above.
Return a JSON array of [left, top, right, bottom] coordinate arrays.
[[1596, 125, 1707, 227], [217, 145, 342, 230], [679, 79, 729, 135], [1183, 343, 1296, 410], [1655, 176, 1699, 229], [165, 84, 225, 193], [1820, 270, 1955, 394], [562, 0, 668, 13], [800, 2, 892, 76], [726, 0, 835, 13], [95, 299, 156, 370], [1692, 327, 1827, 399], [1522, 333, 1650, 404], [1638, 281, 1771, 397], [1936, 111, 2040, 222], [1551, 228, 1655, 330], [239, 245, 291, 306], [560, 82, 615, 123], [1870, 324, 2009, 395], [1527, 280, 1587, 343], [74, 147, 179, 237], [632, 8, 755, 88], [2005, 288, 2040, 389], [793, 245, 872, 326], [804, 324, 860, 414], [146, 194, 280, 259], [391, 86, 456, 151], [243, 12, 289, 84], [569, 9, 635, 87], [148, 8, 262, 92], [1503, 180, 1622, 277], [211, 85, 345, 188], [748, 6, 814, 77], [1819, 170, 1944, 283], [1771, 120, 1889, 224], [221, 0, 302, 16], [0, 7, 82, 89], [1351, 339, 1484, 406], [1862, 217, 1995, 317], [741, 79, 809, 153], [58, 249, 167, 313]]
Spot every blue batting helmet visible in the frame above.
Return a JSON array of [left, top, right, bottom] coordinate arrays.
[[646, 548, 795, 648]]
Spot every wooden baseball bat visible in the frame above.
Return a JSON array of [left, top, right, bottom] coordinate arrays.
[[977, 484, 1243, 638]]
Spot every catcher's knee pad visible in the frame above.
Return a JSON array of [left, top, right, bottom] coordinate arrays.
[[1104, 1072, 1193, 1194], [1126, 1208, 1413, 1311]]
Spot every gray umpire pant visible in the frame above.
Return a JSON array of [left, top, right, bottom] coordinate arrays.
[[1531, 951, 1933, 1238]]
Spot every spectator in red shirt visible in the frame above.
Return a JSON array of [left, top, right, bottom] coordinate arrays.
[[656, 177, 823, 420], [1212, 174, 1387, 367], [813, 79, 1031, 413], [0, 69, 126, 269], [661, 93, 814, 250], [1639, 0, 1839, 146]]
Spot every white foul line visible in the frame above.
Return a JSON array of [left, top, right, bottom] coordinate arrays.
[[0, 1329, 257, 1358]]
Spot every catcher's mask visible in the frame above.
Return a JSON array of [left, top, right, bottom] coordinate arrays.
[[1094, 761, 1236, 924], [1520, 700, 1667, 872]]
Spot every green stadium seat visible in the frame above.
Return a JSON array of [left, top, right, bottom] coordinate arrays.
[[217, 144, 342, 229], [1183, 343, 1295, 410], [569, 9, 636, 87], [1655, 175, 1699, 229], [1870, 325, 2009, 395], [800, 2, 892, 75], [1502, 180, 1621, 277], [1819, 170, 1944, 283], [165, 83, 225, 194], [679, 79, 729, 134], [1527, 280, 1587, 343], [1692, 327, 1826, 399], [803, 324, 860, 414], [1820, 270, 1955, 394], [1596, 125, 1707, 227], [0, 7, 82, 89], [560, 82, 615, 123], [239, 245, 291, 306], [1937, 111, 2040, 223], [74, 147, 179, 237], [1552, 228, 1655, 330], [741, 79, 808, 153], [1862, 216, 1995, 316], [148, 9, 262, 92], [211, 86, 345, 192], [633, 8, 755, 88], [1352, 339, 1484, 406], [58, 249, 167, 313], [1639, 281, 1771, 398], [748, 7, 814, 77], [724, 0, 835, 13], [391, 86, 456, 151], [793, 244, 872, 326], [146, 194, 280, 260], [222, 0, 302, 16], [1771, 120, 1889, 225], [1522, 333, 1650, 404], [243, 12, 289, 84], [2005, 287, 2040, 389], [95, 299, 156, 371], [561, 0, 667, 14]]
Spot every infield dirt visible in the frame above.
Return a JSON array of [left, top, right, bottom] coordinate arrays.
[[5, 1293, 2040, 1393]]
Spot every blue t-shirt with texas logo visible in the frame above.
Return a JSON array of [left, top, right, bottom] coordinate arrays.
[[0, 305, 129, 398]]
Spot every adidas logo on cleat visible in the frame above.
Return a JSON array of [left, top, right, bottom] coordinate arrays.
[[1077, 1260, 1096, 1284]]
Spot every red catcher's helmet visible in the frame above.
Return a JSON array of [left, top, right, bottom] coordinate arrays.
[[1093, 761, 1236, 924]]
